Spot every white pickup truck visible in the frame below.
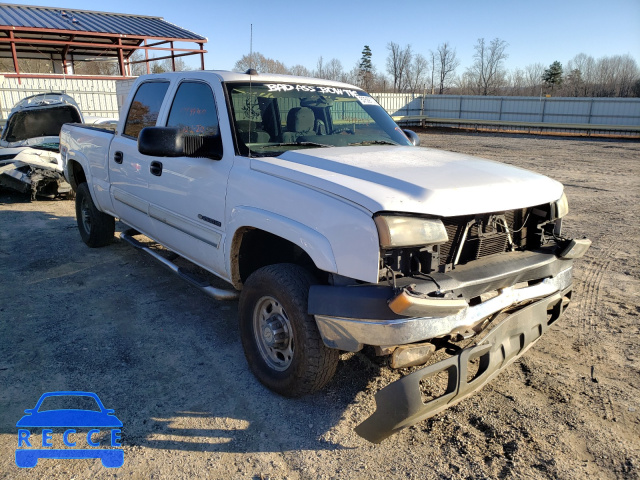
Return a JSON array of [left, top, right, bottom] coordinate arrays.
[[60, 70, 590, 442]]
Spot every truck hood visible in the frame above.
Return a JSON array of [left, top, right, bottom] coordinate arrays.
[[250, 146, 564, 217], [0, 93, 83, 149]]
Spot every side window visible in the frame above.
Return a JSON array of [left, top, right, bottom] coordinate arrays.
[[167, 82, 219, 136], [123, 82, 170, 139]]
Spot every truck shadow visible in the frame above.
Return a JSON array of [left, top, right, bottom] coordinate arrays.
[[129, 352, 378, 453], [0, 202, 382, 454]]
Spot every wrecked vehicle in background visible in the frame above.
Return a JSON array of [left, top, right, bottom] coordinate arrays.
[[0, 93, 83, 199]]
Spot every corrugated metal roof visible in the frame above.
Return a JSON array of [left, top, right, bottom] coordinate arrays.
[[0, 4, 206, 41]]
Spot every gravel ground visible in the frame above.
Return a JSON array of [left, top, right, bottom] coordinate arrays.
[[0, 130, 638, 479]]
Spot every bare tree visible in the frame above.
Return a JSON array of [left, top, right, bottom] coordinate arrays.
[[466, 38, 509, 95], [429, 50, 436, 94], [315, 56, 325, 78], [453, 70, 475, 95], [562, 69, 584, 97], [596, 54, 639, 97], [128, 51, 148, 76], [436, 42, 459, 94], [407, 53, 429, 93], [289, 64, 311, 77], [615, 54, 640, 97], [148, 57, 192, 74], [566, 53, 596, 96], [234, 52, 288, 74], [564, 53, 639, 97], [386, 42, 413, 92], [324, 58, 344, 82], [507, 68, 527, 95], [524, 63, 545, 95]]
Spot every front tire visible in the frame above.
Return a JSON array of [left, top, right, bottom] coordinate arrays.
[[239, 264, 339, 397], [75, 182, 115, 247]]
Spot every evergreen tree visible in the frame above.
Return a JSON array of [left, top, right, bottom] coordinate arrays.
[[358, 45, 374, 91], [543, 61, 564, 91], [359, 45, 372, 71]]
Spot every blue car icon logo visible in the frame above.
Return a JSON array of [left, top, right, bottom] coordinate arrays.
[[16, 391, 123, 468]]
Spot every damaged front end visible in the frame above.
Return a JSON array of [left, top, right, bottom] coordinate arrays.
[[309, 194, 590, 442], [0, 148, 72, 199], [0, 93, 82, 199]]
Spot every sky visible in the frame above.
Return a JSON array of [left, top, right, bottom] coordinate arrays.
[[6, 0, 640, 76]]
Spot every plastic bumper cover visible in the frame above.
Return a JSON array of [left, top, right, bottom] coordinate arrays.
[[355, 284, 572, 443]]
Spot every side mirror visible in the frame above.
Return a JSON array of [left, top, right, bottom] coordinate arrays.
[[138, 126, 223, 160], [403, 129, 420, 147]]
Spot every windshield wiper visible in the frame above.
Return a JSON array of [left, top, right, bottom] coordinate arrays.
[[270, 142, 332, 148], [348, 140, 398, 146]]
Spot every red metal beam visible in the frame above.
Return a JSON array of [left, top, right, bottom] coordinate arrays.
[[128, 51, 200, 64], [199, 42, 205, 70], [0, 25, 206, 44], [144, 40, 170, 48], [0, 36, 205, 53], [117, 37, 125, 77], [144, 39, 150, 75], [62, 35, 74, 74], [170, 41, 175, 71], [8, 30, 19, 83], [2, 73, 136, 80]]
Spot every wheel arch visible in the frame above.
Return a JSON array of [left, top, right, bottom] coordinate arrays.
[[226, 207, 338, 289], [66, 158, 88, 191]]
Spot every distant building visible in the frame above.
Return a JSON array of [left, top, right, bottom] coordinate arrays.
[[0, 3, 207, 79]]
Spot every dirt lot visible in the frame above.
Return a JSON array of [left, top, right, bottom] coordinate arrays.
[[0, 131, 638, 479]]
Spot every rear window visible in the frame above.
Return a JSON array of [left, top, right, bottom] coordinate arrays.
[[123, 81, 170, 139]]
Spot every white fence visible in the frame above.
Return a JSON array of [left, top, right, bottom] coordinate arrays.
[[0, 76, 120, 122], [1, 76, 638, 130], [371, 93, 640, 127]]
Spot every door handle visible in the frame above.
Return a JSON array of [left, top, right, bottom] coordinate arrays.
[[114, 151, 123, 164], [150, 161, 163, 176]]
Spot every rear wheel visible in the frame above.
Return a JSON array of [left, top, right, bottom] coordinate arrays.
[[75, 182, 115, 247], [239, 263, 339, 397]]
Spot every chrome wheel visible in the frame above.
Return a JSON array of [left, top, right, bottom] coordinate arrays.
[[80, 195, 92, 234], [253, 295, 293, 371]]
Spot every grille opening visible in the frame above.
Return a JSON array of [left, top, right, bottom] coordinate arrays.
[[378, 204, 553, 280]]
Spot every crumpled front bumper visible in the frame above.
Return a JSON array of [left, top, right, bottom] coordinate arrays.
[[354, 284, 572, 442], [310, 250, 574, 352]]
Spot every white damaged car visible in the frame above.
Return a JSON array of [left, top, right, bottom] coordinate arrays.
[[0, 93, 83, 199]]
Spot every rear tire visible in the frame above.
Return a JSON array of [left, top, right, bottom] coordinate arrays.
[[239, 263, 339, 397], [75, 182, 115, 247]]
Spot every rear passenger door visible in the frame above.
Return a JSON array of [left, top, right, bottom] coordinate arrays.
[[144, 80, 232, 277], [109, 80, 170, 236]]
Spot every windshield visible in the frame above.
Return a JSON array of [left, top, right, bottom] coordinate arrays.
[[225, 82, 411, 156], [37, 395, 101, 412]]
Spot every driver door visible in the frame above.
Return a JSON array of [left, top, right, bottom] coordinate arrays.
[[143, 80, 232, 277]]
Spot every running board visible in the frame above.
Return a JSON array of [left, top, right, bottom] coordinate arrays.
[[119, 229, 239, 301]]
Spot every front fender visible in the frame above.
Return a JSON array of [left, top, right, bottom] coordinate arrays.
[[225, 206, 338, 287]]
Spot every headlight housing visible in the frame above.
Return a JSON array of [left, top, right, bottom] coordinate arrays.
[[374, 215, 448, 248], [552, 192, 569, 220]]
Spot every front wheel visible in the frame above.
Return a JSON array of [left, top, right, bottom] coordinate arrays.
[[75, 182, 115, 247], [239, 264, 339, 397]]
